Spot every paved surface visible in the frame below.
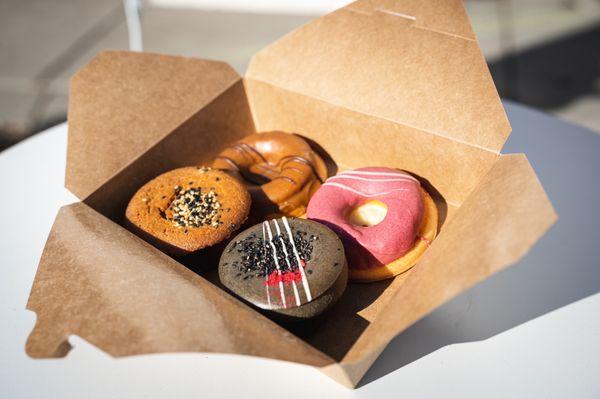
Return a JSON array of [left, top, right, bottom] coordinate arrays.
[[1, 0, 600, 148], [0, 0, 313, 146]]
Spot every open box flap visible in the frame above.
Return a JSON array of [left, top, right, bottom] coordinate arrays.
[[246, 0, 510, 152], [26, 202, 333, 367], [66, 51, 240, 200], [335, 153, 557, 385]]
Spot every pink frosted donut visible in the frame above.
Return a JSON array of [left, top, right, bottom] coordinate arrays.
[[306, 167, 424, 270]]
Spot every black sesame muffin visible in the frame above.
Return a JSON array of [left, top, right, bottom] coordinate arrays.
[[125, 166, 251, 256], [218, 217, 347, 320]]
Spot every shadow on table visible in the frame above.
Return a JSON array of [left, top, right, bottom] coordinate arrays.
[[358, 102, 600, 388], [490, 24, 600, 110]]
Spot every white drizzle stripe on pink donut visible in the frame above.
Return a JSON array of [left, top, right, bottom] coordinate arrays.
[[307, 167, 424, 269], [339, 170, 419, 182], [321, 181, 408, 197], [328, 175, 417, 183]]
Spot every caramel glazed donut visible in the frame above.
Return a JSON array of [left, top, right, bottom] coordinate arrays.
[[307, 167, 438, 282], [212, 131, 328, 220]]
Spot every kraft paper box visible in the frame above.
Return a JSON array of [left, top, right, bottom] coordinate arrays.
[[25, 0, 557, 388]]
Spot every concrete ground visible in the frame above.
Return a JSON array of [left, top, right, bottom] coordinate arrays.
[[1, 0, 600, 149]]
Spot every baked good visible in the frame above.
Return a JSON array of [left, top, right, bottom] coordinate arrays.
[[218, 217, 347, 320], [212, 131, 328, 220], [306, 167, 438, 282], [125, 167, 251, 256]]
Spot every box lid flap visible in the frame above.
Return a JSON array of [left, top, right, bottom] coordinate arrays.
[[26, 203, 333, 367], [340, 154, 557, 374], [66, 51, 240, 200], [246, 0, 510, 152]]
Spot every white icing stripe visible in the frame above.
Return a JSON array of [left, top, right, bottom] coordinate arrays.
[[282, 217, 313, 302], [340, 170, 418, 181], [291, 280, 301, 307], [261, 223, 271, 310], [323, 181, 408, 197], [328, 175, 418, 184], [264, 221, 287, 308], [273, 220, 301, 307]]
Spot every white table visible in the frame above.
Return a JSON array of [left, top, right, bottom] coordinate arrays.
[[1, 101, 599, 398]]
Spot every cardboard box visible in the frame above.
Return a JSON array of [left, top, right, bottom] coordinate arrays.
[[25, 0, 557, 388]]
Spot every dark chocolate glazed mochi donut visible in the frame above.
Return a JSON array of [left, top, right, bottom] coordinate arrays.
[[218, 217, 347, 320]]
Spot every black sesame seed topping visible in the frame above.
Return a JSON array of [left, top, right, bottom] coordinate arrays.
[[167, 187, 222, 228], [230, 227, 316, 279]]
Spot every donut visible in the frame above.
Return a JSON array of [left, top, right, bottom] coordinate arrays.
[[125, 166, 251, 256], [212, 131, 328, 220], [218, 217, 348, 320], [306, 167, 438, 282]]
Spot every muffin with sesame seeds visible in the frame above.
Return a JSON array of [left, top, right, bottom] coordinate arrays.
[[125, 166, 251, 256]]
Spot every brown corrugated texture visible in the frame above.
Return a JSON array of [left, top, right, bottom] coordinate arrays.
[[247, 0, 510, 152], [66, 51, 240, 199]]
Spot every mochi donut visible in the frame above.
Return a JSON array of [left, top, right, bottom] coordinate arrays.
[[125, 167, 251, 256], [218, 217, 348, 321], [212, 131, 328, 221], [307, 167, 438, 282]]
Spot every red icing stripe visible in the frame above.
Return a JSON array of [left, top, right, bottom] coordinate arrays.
[[264, 270, 303, 286]]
